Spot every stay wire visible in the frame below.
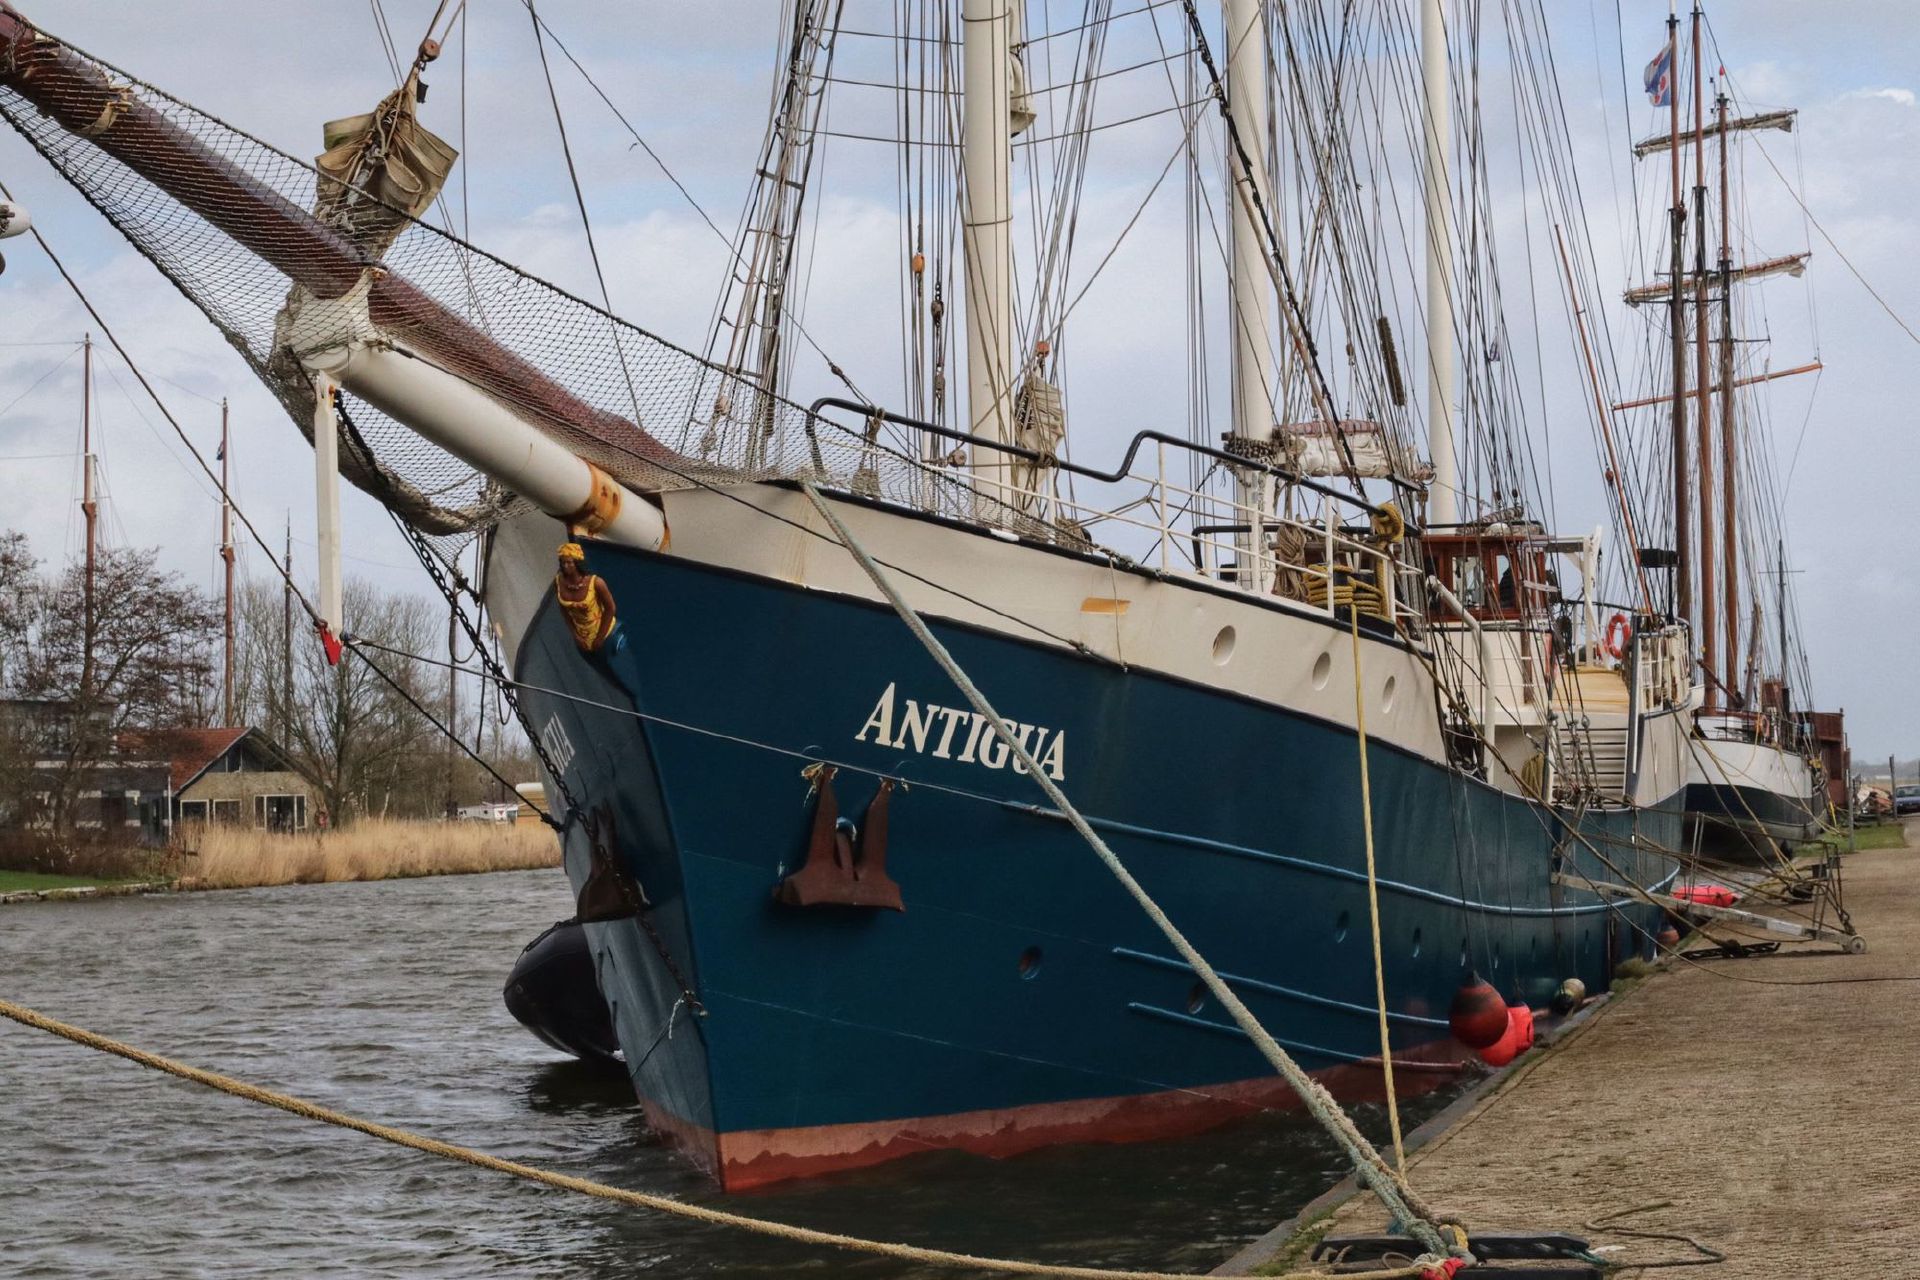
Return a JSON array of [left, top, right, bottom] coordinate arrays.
[[524, 0, 645, 430]]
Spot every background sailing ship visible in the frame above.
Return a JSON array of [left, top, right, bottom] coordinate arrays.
[[0, 0, 1857, 1191], [1616, 7, 1833, 856]]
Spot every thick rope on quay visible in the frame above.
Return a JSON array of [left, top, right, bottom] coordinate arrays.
[[0, 998, 1449, 1280], [799, 483, 1460, 1262]]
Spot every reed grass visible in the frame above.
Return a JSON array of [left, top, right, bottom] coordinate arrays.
[[176, 818, 561, 889]]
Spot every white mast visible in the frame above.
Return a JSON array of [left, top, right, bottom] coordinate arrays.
[[1225, 0, 1276, 591], [961, 0, 1016, 498], [1421, 0, 1458, 525]]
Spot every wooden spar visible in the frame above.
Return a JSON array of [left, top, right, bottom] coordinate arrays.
[[1631, 106, 1794, 157], [1553, 223, 1652, 615], [1666, 5, 1691, 635], [0, 7, 678, 471], [1717, 87, 1739, 704], [220, 397, 235, 726], [1691, 5, 1716, 706], [1622, 251, 1810, 305], [1608, 360, 1822, 412]]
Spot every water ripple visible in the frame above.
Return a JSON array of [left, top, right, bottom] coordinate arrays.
[[0, 870, 1461, 1276]]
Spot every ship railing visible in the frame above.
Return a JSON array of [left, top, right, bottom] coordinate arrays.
[[806, 398, 1423, 628]]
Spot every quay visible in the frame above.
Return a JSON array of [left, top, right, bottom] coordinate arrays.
[[1224, 821, 1918, 1278]]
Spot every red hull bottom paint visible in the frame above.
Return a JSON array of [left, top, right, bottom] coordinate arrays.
[[636, 1040, 1474, 1191]]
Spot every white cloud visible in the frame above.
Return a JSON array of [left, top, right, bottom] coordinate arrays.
[[1846, 87, 1916, 107]]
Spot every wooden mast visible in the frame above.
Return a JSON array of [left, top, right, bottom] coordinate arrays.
[[1690, 4, 1716, 705], [1716, 82, 1739, 703], [1665, 5, 1690, 634], [280, 515, 292, 736], [220, 397, 235, 725], [80, 331, 96, 696]]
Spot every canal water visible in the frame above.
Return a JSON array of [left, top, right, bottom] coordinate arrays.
[[0, 870, 1464, 1277]]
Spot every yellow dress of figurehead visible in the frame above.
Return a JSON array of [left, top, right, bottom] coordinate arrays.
[[554, 542, 610, 651]]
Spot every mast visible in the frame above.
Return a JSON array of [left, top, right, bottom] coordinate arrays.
[[1690, 4, 1716, 704], [220, 397, 235, 726], [1776, 536, 1789, 721], [1421, 0, 1457, 525], [1665, 4, 1690, 631], [1715, 82, 1739, 702], [961, 0, 1015, 498], [1226, 0, 1276, 589], [280, 515, 292, 743], [80, 331, 96, 696]]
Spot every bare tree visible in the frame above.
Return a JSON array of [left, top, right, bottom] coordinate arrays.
[[244, 577, 445, 825], [13, 545, 219, 835], [0, 529, 35, 692]]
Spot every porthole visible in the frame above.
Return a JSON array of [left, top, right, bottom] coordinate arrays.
[[1311, 651, 1332, 689], [1211, 625, 1237, 666], [1410, 927, 1423, 958], [1018, 947, 1043, 979], [1186, 983, 1208, 1015], [1381, 674, 1398, 713], [1334, 910, 1350, 943]]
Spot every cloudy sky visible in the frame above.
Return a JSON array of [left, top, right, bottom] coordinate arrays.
[[0, 1, 1912, 764]]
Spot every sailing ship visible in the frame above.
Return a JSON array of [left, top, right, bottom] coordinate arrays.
[[1621, 6, 1825, 853], [0, 2, 1700, 1188]]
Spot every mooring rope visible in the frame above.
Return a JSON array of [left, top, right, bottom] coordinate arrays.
[[1344, 575, 1406, 1173], [0, 999, 1449, 1280], [798, 483, 1459, 1262]]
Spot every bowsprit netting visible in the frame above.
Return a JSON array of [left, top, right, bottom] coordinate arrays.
[[0, 16, 1038, 553]]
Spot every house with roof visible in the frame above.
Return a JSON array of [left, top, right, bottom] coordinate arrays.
[[118, 727, 316, 833]]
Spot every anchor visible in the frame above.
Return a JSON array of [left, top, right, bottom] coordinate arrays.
[[574, 804, 649, 923], [774, 766, 905, 912]]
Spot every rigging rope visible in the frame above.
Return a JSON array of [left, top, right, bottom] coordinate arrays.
[[796, 481, 1458, 1261]]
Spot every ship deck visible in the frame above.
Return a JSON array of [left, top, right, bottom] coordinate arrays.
[[1220, 818, 1918, 1278]]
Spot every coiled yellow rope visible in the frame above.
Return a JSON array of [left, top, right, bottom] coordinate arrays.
[[0, 997, 1443, 1280]]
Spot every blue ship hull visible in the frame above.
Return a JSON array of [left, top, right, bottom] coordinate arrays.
[[509, 533, 1678, 1188]]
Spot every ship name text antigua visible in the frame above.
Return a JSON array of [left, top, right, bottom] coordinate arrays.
[[855, 682, 1067, 781]]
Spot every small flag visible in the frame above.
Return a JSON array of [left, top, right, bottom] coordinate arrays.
[[214, 441, 225, 461], [1644, 39, 1674, 108]]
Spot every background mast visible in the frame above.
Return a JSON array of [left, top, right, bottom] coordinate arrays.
[[1666, 4, 1690, 631], [220, 397, 235, 725], [1716, 81, 1739, 698], [1691, 4, 1716, 704], [80, 331, 96, 695]]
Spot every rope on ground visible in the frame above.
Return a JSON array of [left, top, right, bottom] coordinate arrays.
[[1345, 575, 1405, 1173], [797, 482, 1459, 1263], [0, 998, 1444, 1280], [1582, 1201, 1728, 1270]]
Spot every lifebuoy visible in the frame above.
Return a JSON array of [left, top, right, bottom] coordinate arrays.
[[1603, 612, 1631, 659]]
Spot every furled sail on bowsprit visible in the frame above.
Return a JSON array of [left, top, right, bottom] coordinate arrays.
[[0, 6, 1030, 546], [314, 78, 458, 261]]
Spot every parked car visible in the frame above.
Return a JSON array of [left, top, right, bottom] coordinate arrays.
[[1896, 785, 1920, 816]]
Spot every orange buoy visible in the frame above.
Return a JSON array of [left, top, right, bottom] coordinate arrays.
[[911, 252, 925, 275], [1478, 1003, 1536, 1067], [1448, 973, 1508, 1050], [1656, 923, 1680, 948]]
